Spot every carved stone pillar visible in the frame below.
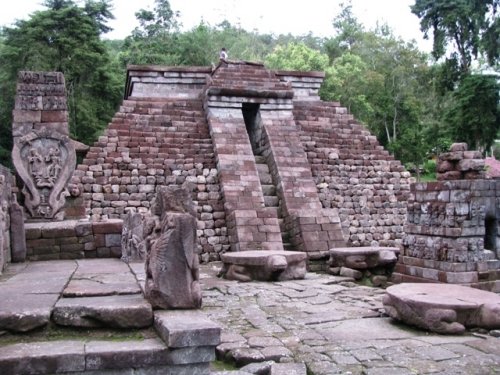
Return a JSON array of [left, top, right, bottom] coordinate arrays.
[[11, 71, 75, 220]]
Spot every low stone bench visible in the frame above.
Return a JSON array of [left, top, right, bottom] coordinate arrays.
[[383, 283, 500, 334], [220, 250, 307, 282], [328, 246, 400, 286]]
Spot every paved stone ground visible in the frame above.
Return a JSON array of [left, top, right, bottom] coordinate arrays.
[[201, 263, 500, 375], [0, 260, 499, 375]]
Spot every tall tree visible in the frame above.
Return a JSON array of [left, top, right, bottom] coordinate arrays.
[[411, 0, 499, 74], [120, 0, 180, 65], [444, 74, 500, 151], [0, 0, 121, 166]]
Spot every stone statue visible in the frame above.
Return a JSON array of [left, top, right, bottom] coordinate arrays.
[[121, 212, 147, 263], [143, 184, 202, 309]]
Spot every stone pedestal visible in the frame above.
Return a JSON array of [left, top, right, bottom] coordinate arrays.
[[220, 250, 307, 281], [383, 283, 500, 334], [328, 246, 400, 286]]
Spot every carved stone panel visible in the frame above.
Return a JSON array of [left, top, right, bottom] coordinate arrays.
[[12, 129, 76, 219]]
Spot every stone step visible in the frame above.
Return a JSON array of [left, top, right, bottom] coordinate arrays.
[[52, 294, 153, 329], [483, 250, 497, 261], [261, 184, 276, 196], [255, 163, 270, 173], [487, 259, 500, 270], [258, 172, 273, 185], [254, 155, 266, 164], [0, 338, 212, 375], [264, 196, 279, 207]]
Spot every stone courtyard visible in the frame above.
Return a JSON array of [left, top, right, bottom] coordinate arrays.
[[0, 259, 499, 374]]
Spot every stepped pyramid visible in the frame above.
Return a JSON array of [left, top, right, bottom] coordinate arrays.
[[72, 62, 411, 261]]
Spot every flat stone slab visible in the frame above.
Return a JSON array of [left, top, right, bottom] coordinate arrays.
[[220, 250, 307, 281], [63, 273, 142, 297], [0, 293, 59, 332], [0, 340, 85, 374], [52, 295, 153, 328], [329, 246, 400, 269], [383, 283, 500, 334]]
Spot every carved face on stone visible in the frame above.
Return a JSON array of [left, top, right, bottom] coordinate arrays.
[[68, 183, 81, 197]]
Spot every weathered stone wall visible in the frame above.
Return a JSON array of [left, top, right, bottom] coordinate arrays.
[[294, 101, 412, 248], [436, 142, 486, 180], [125, 65, 210, 99], [394, 143, 499, 291], [0, 165, 13, 273], [25, 219, 122, 260], [275, 71, 324, 101], [395, 180, 500, 290], [72, 67, 227, 261]]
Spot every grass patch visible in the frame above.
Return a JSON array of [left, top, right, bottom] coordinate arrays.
[[210, 360, 238, 371], [0, 324, 156, 346]]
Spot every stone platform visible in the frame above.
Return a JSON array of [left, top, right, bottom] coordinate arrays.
[[383, 283, 500, 334], [0, 259, 220, 374]]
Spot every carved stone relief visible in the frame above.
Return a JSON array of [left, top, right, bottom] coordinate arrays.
[[12, 129, 75, 219]]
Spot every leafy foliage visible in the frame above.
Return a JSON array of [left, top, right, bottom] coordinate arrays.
[[0, 0, 122, 166], [411, 0, 499, 74], [444, 74, 500, 151], [0, 0, 498, 176]]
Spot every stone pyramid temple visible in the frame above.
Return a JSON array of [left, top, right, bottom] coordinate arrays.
[[71, 61, 411, 262]]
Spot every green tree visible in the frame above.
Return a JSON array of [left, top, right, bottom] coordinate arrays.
[[411, 0, 499, 74], [120, 0, 180, 65], [265, 42, 329, 71], [321, 53, 375, 120], [0, 0, 122, 166], [444, 74, 500, 151]]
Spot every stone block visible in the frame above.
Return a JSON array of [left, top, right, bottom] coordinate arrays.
[[0, 341, 85, 374], [85, 339, 168, 370], [52, 295, 153, 328], [270, 362, 307, 375], [154, 310, 221, 348], [93, 219, 123, 234]]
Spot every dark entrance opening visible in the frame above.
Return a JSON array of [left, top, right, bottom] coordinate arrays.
[[242, 103, 262, 154], [484, 216, 497, 252]]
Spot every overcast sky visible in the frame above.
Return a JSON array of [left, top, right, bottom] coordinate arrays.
[[0, 0, 432, 52]]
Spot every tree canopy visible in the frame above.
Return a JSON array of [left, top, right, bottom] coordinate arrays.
[[0, 0, 498, 177]]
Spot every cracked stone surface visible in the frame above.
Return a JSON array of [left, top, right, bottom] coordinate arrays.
[[202, 262, 500, 375]]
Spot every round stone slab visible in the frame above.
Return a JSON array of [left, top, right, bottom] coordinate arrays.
[[383, 283, 500, 334], [220, 251, 307, 282]]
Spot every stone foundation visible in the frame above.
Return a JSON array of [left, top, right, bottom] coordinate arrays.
[[25, 219, 123, 260]]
